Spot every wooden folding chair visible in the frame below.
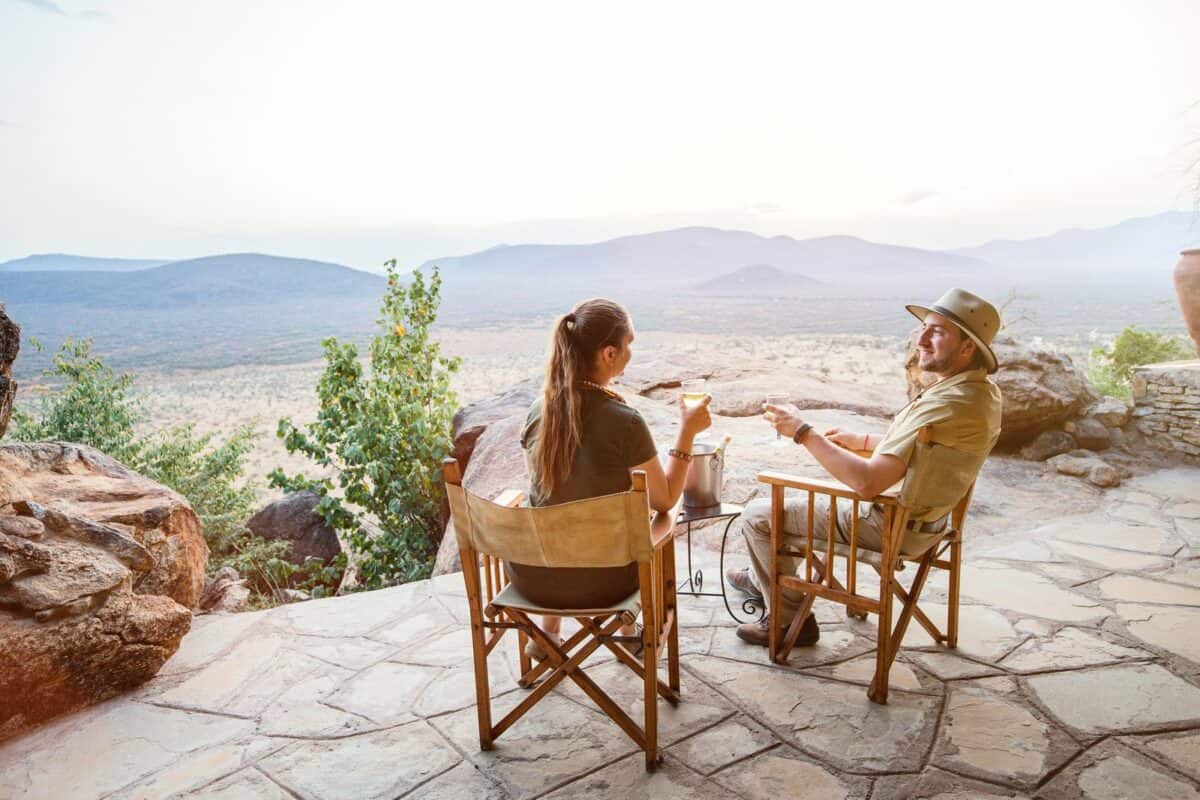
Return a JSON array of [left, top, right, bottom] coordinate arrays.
[[757, 427, 981, 704], [442, 458, 681, 770]]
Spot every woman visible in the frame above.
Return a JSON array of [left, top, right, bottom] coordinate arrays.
[[515, 297, 711, 655]]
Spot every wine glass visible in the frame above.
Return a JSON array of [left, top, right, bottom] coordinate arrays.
[[765, 392, 789, 447], [681, 378, 712, 442]]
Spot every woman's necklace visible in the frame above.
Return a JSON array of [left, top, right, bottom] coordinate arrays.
[[579, 379, 626, 404]]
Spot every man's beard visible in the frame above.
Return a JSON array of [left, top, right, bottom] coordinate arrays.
[[919, 352, 952, 373]]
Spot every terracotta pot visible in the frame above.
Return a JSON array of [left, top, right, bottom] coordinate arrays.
[[1176, 248, 1200, 356]]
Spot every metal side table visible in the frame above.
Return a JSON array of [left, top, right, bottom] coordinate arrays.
[[674, 502, 765, 624]]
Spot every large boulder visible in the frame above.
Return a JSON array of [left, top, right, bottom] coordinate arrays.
[[905, 334, 1099, 447], [0, 443, 199, 741], [0, 443, 208, 606], [451, 377, 539, 474], [246, 490, 342, 566]]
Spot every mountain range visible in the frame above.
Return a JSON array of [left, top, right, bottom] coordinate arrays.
[[0, 210, 1196, 377], [0, 253, 383, 309]]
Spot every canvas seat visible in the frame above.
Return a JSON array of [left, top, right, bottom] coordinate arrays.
[[442, 458, 681, 770], [758, 427, 979, 704]]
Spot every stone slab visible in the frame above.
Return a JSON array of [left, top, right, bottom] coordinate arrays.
[[1096, 574, 1200, 606], [323, 660, 438, 725], [185, 767, 294, 799], [431, 692, 637, 799], [871, 766, 1033, 799], [828, 653, 926, 693], [1000, 627, 1147, 674], [0, 702, 254, 799], [160, 610, 268, 676], [1038, 514, 1181, 555], [542, 753, 730, 799], [931, 683, 1078, 788], [960, 561, 1107, 623], [1026, 662, 1200, 734], [667, 715, 776, 775], [279, 580, 428, 637], [1037, 739, 1200, 800], [1115, 603, 1200, 664], [118, 738, 284, 799], [1126, 468, 1200, 504], [687, 656, 940, 774], [712, 749, 871, 800], [902, 602, 1025, 662], [1135, 730, 1200, 783], [909, 651, 1003, 681], [1047, 540, 1173, 572], [258, 720, 461, 800]]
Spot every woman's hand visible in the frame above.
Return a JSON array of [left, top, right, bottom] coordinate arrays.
[[678, 394, 712, 438], [763, 402, 804, 439]]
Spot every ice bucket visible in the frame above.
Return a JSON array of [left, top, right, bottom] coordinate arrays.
[[683, 442, 724, 508]]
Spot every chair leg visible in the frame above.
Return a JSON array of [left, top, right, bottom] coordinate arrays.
[[768, 484, 785, 664], [641, 562, 660, 770], [469, 613, 494, 748], [870, 553, 936, 701], [664, 541, 681, 694], [947, 537, 962, 648], [869, 555, 895, 705]]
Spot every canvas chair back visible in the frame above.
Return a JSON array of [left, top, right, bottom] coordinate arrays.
[[898, 435, 986, 521], [446, 484, 653, 568]]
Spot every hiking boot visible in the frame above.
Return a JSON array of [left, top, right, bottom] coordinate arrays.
[[735, 612, 819, 647], [725, 566, 763, 599]]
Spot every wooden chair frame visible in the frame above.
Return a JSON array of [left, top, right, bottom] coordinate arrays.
[[442, 458, 681, 770], [758, 427, 975, 704]]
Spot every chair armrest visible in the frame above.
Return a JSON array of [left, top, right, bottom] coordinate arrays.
[[756, 471, 899, 504], [650, 509, 676, 551], [491, 489, 526, 508]]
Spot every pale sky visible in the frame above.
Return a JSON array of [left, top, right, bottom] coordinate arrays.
[[2, 0, 1199, 270]]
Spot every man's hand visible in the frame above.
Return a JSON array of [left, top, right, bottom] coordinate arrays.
[[763, 402, 804, 439], [824, 426, 865, 451]]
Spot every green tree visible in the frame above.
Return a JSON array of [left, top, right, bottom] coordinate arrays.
[[1089, 325, 1193, 401], [270, 263, 460, 588]]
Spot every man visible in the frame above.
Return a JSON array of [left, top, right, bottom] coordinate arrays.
[[728, 288, 1003, 647]]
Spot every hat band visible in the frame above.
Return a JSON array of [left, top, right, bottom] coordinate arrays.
[[930, 304, 987, 344]]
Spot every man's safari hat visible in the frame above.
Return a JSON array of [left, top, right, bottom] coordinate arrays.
[[905, 288, 1001, 374]]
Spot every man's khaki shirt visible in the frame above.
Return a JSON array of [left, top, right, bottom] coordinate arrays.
[[874, 368, 1002, 522]]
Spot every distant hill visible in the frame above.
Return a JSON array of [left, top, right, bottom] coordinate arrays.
[[952, 210, 1200, 280], [0, 253, 384, 309], [0, 254, 170, 272], [421, 226, 988, 293], [695, 263, 820, 295]]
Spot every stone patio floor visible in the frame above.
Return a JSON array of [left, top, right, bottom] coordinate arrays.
[[3, 468, 1200, 799]]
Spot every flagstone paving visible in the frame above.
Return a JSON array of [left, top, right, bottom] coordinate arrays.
[[2, 466, 1199, 798]]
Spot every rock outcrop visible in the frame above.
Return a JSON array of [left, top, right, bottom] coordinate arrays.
[[0, 304, 18, 439], [0, 443, 208, 607], [905, 334, 1099, 447], [246, 490, 342, 567], [0, 443, 201, 741]]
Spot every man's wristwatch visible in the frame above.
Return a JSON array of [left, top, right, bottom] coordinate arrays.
[[793, 422, 813, 445]]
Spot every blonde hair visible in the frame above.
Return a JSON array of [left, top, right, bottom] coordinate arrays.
[[532, 298, 632, 496]]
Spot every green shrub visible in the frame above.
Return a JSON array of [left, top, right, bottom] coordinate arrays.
[[11, 337, 261, 569], [1089, 326, 1193, 401], [11, 338, 141, 463], [270, 263, 460, 589]]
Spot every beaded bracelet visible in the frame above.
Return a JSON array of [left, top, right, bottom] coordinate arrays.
[[668, 448, 693, 462]]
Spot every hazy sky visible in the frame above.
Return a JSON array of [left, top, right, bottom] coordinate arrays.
[[2, 0, 1199, 270]]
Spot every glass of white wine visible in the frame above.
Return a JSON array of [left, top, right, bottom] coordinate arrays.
[[681, 378, 711, 442], [765, 392, 789, 447]]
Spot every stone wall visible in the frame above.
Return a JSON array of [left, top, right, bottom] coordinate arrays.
[[1132, 361, 1200, 462]]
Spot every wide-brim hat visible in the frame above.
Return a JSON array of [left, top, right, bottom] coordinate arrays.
[[905, 288, 1000, 374]]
